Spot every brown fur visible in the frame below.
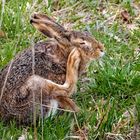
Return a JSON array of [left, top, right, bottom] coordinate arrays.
[[0, 13, 104, 124]]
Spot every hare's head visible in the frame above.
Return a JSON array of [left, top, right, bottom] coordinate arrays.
[[30, 13, 105, 66]]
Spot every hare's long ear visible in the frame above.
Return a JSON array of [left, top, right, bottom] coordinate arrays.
[[30, 13, 70, 41]]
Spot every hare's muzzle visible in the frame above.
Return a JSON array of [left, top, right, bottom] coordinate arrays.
[[100, 51, 105, 57], [98, 43, 105, 57]]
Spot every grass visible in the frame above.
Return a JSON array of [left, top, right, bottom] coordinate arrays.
[[0, 0, 140, 139]]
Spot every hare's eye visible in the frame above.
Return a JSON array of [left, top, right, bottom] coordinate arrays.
[[80, 42, 85, 45]]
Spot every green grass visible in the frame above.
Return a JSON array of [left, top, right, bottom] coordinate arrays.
[[0, 0, 140, 139]]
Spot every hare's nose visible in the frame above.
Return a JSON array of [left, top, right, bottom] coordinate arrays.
[[100, 51, 105, 57]]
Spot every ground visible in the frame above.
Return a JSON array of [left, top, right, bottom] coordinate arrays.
[[0, 0, 140, 140]]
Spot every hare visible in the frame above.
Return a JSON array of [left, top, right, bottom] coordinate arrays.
[[0, 13, 104, 124], [0, 47, 81, 124]]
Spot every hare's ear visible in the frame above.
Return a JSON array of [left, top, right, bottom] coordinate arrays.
[[30, 13, 69, 40], [56, 96, 79, 112]]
